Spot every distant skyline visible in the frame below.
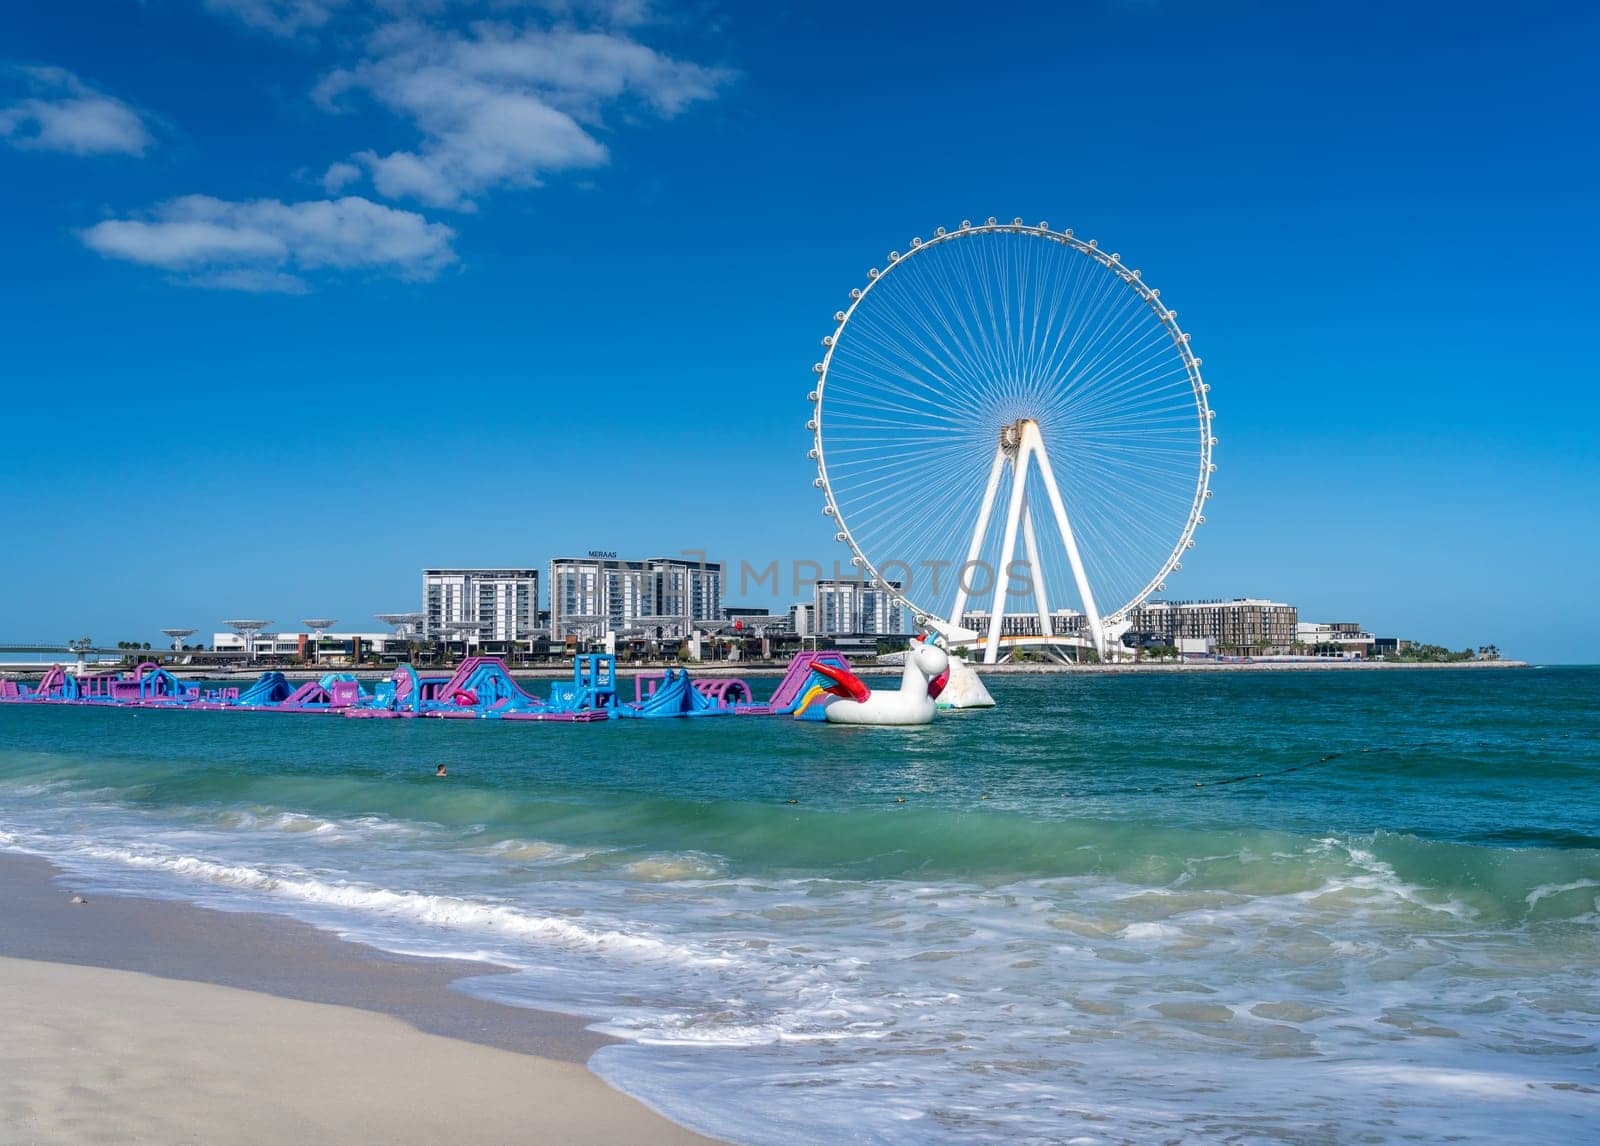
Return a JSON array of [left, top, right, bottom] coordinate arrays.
[[1, 1, 1596, 663]]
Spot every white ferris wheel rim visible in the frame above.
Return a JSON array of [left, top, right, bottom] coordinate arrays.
[[808, 217, 1216, 633]]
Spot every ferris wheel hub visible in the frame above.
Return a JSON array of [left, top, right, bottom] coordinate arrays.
[[999, 418, 1033, 454]]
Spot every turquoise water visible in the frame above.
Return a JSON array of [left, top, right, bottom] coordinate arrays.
[[2, 668, 1597, 1143]]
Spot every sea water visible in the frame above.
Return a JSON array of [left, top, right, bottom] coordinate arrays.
[[1, 667, 1596, 1143]]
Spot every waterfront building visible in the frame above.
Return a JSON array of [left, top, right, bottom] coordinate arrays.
[[212, 631, 395, 659], [789, 603, 815, 638], [548, 555, 723, 644], [956, 609, 1086, 639], [813, 579, 905, 636], [1297, 622, 1375, 658], [721, 606, 793, 635], [422, 568, 540, 644], [1126, 598, 1299, 656]]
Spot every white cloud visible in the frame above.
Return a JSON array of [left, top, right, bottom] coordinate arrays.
[[73, 2, 730, 293], [322, 159, 363, 191], [203, 0, 346, 36], [0, 66, 152, 157], [318, 21, 730, 208], [80, 194, 457, 291]]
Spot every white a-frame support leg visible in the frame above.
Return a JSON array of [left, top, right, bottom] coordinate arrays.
[[949, 443, 1008, 631], [1021, 498, 1052, 644], [982, 445, 1031, 663], [1027, 421, 1106, 659], [959, 419, 1106, 665]]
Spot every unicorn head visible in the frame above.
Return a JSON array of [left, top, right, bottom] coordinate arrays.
[[906, 638, 950, 698]]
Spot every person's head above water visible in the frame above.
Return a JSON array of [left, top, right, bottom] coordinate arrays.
[[435, 764, 447, 777]]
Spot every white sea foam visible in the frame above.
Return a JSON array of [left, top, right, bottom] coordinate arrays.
[[623, 853, 724, 881], [59, 842, 731, 968], [472, 837, 595, 864], [1524, 878, 1600, 907], [1120, 921, 1183, 942]]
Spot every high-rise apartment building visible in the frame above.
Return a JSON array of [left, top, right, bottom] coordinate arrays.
[[812, 579, 905, 636], [422, 568, 540, 643], [548, 556, 723, 642]]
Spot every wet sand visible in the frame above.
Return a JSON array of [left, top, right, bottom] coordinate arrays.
[[0, 853, 716, 1144]]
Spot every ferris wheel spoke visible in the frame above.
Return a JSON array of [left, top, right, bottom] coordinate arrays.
[[1059, 368, 1195, 424], [848, 308, 1005, 420], [847, 284, 988, 389], [1064, 420, 1201, 448], [1063, 322, 1181, 404], [1057, 298, 1164, 402], [825, 391, 973, 430], [830, 323, 1003, 424], [1066, 494, 1190, 577], [928, 242, 1023, 395], [1041, 286, 1129, 388], [1023, 245, 1088, 388], [821, 391, 972, 429], [954, 236, 1023, 392], [1065, 340, 1192, 417], [833, 437, 991, 489], [1041, 256, 1137, 390], [831, 451, 987, 498], [824, 431, 986, 453], [826, 343, 983, 417], [1034, 245, 1105, 378], [1067, 460, 1196, 511], [824, 433, 982, 455]]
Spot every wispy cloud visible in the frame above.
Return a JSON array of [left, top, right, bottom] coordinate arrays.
[[203, 0, 345, 37], [79, 194, 457, 292], [316, 20, 732, 209], [0, 66, 153, 157], [205, 1, 662, 39]]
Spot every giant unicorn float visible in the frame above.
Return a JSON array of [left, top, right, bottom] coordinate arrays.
[[793, 639, 951, 725]]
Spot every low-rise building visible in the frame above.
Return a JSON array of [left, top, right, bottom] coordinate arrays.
[[1126, 598, 1299, 656], [720, 606, 793, 636], [212, 631, 396, 660], [1297, 622, 1375, 658], [956, 609, 1086, 639]]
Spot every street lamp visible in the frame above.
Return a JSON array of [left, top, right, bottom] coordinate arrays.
[[375, 613, 425, 664], [223, 621, 271, 664], [301, 619, 338, 665], [161, 628, 197, 655], [441, 620, 486, 665]]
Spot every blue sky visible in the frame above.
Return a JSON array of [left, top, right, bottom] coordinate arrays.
[[1, 0, 1595, 662]]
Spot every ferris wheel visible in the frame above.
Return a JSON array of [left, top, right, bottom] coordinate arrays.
[[809, 218, 1214, 663]]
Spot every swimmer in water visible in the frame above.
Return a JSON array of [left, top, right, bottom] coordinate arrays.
[[435, 764, 447, 777]]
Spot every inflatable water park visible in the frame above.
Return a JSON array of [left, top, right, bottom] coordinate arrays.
[[0, 640, 990, 726]]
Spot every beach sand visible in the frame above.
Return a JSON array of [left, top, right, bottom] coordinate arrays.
[[0, 855, 715, 1145]]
